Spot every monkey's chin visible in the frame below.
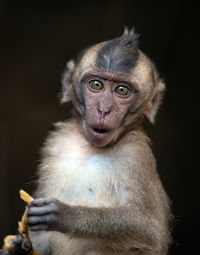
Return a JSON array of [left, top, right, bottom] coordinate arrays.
[[84, 126, 116, 148]]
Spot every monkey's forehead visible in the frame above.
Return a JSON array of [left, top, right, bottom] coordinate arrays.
[[77, 36, 138, 73], [74, 41, 154, 93], [76, 42, 106, 71]]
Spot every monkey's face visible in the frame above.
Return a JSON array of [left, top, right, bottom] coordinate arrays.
[[61, 30, 165, 147], [81, 72, 137, 147]]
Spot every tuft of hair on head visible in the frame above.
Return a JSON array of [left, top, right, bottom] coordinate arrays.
[[96, 26, 140, 73], [123, 26, 129, 36], [121, 26, 139, 49], [123, 26, 136, 36]]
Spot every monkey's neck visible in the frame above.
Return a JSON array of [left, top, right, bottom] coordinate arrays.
[[51, 118, 147, 157]]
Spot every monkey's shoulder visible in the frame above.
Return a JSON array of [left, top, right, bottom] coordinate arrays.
[[42, 120, 90, 159]]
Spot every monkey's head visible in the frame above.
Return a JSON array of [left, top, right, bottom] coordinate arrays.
[[61, 27, 165, 147]]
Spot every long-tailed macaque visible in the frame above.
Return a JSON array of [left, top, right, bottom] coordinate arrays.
[[3, 27, 172, 255]]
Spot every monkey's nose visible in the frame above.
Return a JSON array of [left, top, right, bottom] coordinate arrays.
[[97, 107, 112, 118]]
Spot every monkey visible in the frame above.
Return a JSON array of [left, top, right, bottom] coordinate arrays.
[[0, 27, 172, 255]]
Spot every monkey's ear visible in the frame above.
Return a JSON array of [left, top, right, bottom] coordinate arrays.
[[61, 60, 75, 103], [144, 76, 165, 124]]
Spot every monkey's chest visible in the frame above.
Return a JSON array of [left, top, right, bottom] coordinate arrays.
[[56, 154, 130, 207]]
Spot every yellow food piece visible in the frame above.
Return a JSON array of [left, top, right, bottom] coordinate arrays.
[[31, 252, 39, 255], [18, 190, 34, 234], [19, 190, 39, 255], [3, 234, 39, 255], [1, 190, 39, 254], [20, 189, 34, 203], [18, 207, 29, 233], [2, 235, 16, 250]]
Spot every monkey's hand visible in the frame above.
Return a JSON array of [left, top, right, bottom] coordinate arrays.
[[0, 234, 33, 255], [27, 198, 67, 232]]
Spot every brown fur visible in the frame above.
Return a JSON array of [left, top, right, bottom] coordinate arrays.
[[28, 28, 171, 255]]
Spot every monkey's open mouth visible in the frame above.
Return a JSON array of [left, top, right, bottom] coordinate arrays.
[[86, 125, 115, 146], [93, 128, 108, 134]]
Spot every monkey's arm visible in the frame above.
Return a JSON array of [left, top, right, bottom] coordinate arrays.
[[27, 195, 169, 252]]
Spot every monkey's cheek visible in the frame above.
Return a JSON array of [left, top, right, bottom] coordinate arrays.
[[85, 127, 116, 147]]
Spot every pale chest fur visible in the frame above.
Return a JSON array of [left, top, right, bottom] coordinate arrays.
[[39, 122, 135, 208], [55, 152, 131, 207]]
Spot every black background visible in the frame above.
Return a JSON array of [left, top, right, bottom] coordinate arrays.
[[0, 0, 199, 254]]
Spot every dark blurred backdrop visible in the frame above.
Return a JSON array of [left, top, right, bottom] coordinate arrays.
[[0, 0, 199, 254]]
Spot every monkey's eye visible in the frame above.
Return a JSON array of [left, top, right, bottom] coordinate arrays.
[[114, 85, 130, 96], [89, 80, 104, 90]]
